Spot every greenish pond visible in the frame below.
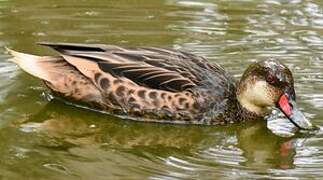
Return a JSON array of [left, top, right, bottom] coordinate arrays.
[[0, 0, 323, 179]]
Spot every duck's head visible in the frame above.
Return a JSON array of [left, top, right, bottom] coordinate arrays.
[[237, 59, 313, 130]]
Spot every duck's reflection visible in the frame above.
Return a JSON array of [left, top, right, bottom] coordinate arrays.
[[237, 123, 296, 169], [18, 100, 297, 169]]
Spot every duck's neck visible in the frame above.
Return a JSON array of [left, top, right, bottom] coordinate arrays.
[[234, 95, 264, 122]]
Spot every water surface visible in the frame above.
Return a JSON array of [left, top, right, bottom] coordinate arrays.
[[1, 0, 323, 179]]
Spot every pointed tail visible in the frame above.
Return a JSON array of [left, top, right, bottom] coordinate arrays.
[[6, 48, 63, 82]]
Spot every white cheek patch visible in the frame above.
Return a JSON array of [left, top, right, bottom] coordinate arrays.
[[246, 81, 275, 107], [238, 80, 275, 114]]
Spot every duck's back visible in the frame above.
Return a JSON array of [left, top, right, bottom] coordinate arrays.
[[9, 42, 237, 124]]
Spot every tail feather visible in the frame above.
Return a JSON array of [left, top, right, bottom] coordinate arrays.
[[6, 48, 63, 82], [6, 48, 48, 79], [6, 48, 106, 106]]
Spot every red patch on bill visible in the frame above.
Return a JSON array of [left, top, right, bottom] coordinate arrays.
[[278, 94, 292, 116]]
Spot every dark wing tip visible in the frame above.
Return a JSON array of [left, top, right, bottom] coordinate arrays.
[[37, 41, 70, 48], [37, 42, 106, 53], [37, 42, 69, 52], [37, 41, 56, 46]]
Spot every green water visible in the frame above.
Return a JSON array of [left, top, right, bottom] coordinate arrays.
[[1, 0, 323, 179]]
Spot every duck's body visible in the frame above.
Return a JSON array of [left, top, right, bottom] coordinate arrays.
[[7, 42, 313, 129]]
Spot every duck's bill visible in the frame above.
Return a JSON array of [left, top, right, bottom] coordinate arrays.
[[277, 93, 314, 130]]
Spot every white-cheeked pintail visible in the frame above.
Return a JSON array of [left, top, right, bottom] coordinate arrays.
[[6, 42, 313, 129]]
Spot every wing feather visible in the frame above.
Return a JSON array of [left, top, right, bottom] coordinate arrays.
[[38, 42, 231, 93]]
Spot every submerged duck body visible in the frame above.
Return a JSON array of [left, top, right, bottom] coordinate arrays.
[[7, 42, 313, 128]]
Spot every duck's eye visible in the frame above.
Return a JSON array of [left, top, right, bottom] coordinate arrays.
[[266, 74, 277, 85]]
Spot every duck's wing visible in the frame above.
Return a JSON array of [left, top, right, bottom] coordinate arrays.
[[38, 42, 227, 92]]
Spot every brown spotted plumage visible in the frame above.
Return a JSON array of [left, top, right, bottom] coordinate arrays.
[[6, 42, 314, 129]]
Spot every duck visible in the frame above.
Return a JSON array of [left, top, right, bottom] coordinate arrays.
[[6, 42, 313, 129]]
